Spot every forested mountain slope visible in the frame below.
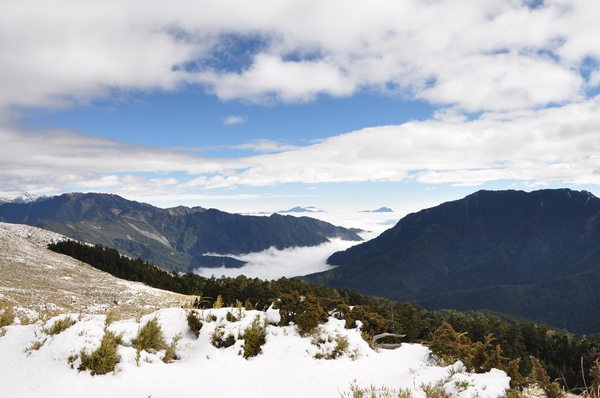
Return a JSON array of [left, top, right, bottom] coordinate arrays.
[[306, 189, 600, 335], [0, 192, 361, 272]]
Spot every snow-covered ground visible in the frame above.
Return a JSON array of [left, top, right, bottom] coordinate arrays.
[[0, 306, 511, 398]]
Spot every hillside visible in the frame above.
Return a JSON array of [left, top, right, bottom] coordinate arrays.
[[0, 222, 512, 397], [306, 189, 600, 335], [0, 222, 191, 319], [0, 192, 361, 272]]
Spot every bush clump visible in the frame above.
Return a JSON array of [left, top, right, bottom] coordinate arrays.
[[276, 292, 328, 335], [210, 327, 236, 349], [78, 329, 123, 375], [133, 317, 165, 353], [187, 311, 203, 338], [242, 315, 266, 359]]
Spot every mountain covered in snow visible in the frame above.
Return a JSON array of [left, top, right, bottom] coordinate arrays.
[[307, 189, 600, 335], [0, 192, 361, 272], [0, 192, 51, 204]]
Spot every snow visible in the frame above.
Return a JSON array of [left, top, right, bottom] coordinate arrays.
[[0, 306, 511, 398]]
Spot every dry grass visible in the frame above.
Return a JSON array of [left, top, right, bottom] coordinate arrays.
[[0, 222, 193, 320]]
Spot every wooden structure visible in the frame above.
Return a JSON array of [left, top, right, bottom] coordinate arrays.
[[372, 332, 406, 349]]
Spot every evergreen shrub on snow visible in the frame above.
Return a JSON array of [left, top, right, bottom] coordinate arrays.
[[133, 317, 165, 353], [78, 329, 123, 375], [186, 310, 203, 338], [241, 315, 266, 359]]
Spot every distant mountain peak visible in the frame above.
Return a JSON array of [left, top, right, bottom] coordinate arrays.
[[362, 207, 393, 213], [278, 206, 322, 213], [0, 192, 52, 204]]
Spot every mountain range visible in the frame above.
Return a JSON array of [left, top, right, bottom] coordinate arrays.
[[0, 192, 361, 272], [307, 189, 600, 335]]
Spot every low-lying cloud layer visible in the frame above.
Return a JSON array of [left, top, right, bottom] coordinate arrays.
[[194, 239, 357, 280]]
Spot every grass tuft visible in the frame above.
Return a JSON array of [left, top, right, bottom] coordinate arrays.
[[43, 316, 76, 335]]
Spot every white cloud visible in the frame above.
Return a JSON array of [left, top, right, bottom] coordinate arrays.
[[3, 96, 600, 199], [224, 115, 247, 125], [233, 139, 297, 153], [1, 0, 599, 111], [195, 238, 357, 280]]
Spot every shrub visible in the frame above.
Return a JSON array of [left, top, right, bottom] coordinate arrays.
[[312, 332, 350, 360], [0, 304, 15, 328], [133, 317, 165, 353], [242, 315, 266, 359], [210, 327, 236, 349], [529, 356, 563, 398], [44, 316, 76, 335], [162, 333, 181, 363], [276, 292, 328, 335], [187, 311, 203, 338], [78, 329, 122, 375]]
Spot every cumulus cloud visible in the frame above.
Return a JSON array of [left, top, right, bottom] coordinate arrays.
[[1, 0, 599, 111]]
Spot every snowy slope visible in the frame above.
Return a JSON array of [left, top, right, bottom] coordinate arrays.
[[0, 307, 510, 398]]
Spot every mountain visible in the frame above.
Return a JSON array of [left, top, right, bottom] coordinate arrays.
[[306, 189, 600, 335], [362, 207, 393, 213], [0, 192, 51, 204], [0, 192, 361, 272], [277, 206, 322, 213]]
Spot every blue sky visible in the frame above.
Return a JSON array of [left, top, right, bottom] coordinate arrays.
[[2, 0, 600, 214]]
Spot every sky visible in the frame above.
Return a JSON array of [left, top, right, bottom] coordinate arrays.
[[2, 0, 600, 214]]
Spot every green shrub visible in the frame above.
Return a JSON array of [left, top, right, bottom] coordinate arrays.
[[187, 311, 203, 338], [44, 316, 76, 335], [242, 315, 266, 359], [276, 292, 328, 335], [133, 317, 165, 353], [78, 329, 122, 375]]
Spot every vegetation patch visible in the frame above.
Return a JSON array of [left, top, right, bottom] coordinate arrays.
[[78, 329, 123, 375], [133, 317, 165, 353], [0, 304, 15, 328], [241, 315, 266, 359], [186, 311, 203, 338], [210, 327, 236, 349], [43, 316, 76, 335]]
